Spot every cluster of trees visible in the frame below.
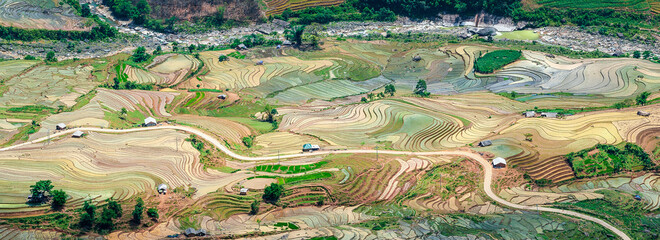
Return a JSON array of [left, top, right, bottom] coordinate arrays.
[[566, 142, 656, 178], [78, 197, 157, 233], [0, 23, 116, 41], [612, 91, 651, 109], [28, 180, 67, 210], [360, 84, 396, 103], [102, 0, 151, 24], [354, 0, 518, 18], [229, 34, 283, 49]]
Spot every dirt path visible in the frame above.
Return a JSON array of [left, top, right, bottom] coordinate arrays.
[[0, 125, 631, 240]]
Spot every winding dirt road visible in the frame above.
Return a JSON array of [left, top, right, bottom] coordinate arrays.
[[0, 125, 631, 240]]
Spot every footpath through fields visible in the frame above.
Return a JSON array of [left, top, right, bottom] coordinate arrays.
[[0, 125, 632, 240]]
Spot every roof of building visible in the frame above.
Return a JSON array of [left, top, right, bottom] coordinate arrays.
[[303, 143, 312, 149], [541, 112, 558, 118], [240, 188, 248, 193], [158, 183, 167, 190], [492, 157, 506, 166], [56, 123, 66, 128], [479, 140, 492, 146], [524, 111, 536, 117], [72, 130, 84, 137], [238, 43, 247, 48], [311, 144, 320, 149], [144, 117, 157, 125], [283, 40, 292, 45]]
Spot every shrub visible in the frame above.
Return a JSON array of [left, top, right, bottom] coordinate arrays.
[[147, 208, 158, 219], [50, 190, 67, 210], [263, 183, 284, 203]]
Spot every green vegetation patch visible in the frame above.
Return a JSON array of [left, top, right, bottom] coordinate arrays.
[[474, 50, 522, 74], [280, 172, 333, 185], [566, 143, 656, 178], [553, 189, 660, 239], [227, 51, 246, 59], [255, 161, 328, 174], [188, 88, 223, 92], [273, 222, 299, 230]]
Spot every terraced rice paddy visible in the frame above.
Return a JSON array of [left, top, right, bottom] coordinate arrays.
[[272, 77, 390, 103], [0, 65, 96, 108], [0, 60, 38, 79], [129, 54, 200, 85], [198, 51, 333, 91], [279, 97, 512, 151], [489, 51, 660, 98], [0, 0, 88, 30], [265, 0, 345, 15], [0, 130, 252, 213]]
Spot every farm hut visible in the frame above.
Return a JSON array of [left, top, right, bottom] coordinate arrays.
[[412, 55, 422, 62], [239, 188, 248, 195], [302, 144, 321, 152], [478, 140, 492, 147], [157, 184, 168, 194], [634, 195, 642, 201], [256, 60, 264, 65], [184, 228, 197, 237], [237, 44, 247, 50], [72, 130, 84, 138], [283, 40, 292, 45], [524, 111, 536, 118], [144, 117, 157, 127], [217, 94, 227, 100], [541, 112, 558, 118], [276, 45, 281, 49], [56, 123, 67, 130], [492, 157, 507, 168], [637, 111, 651, 117]]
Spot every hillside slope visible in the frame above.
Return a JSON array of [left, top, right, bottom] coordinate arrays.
[[0, 0, 89, 30], [145, 0, 262, 21]]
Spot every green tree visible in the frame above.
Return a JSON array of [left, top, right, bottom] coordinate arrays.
[[45, 51, 57, 62], [29, 180, 54, 203], [147, 208, 159, 219], [414, 79, 430, 97], [131, 197, 144, 224], [187, 44, 196, 53], [264, 104, 278, 123], [242, 136, 253, 148], [131, 47, 150, 62], [97, 206, 116, 231], [81, 3, 91, 17], [133, 0, 151, 24], [384, 84, 396, 96], [107, 198, 123, 218], [643, 51, 652, 59], [636, 91, 651, 105], [51, 189, 67, 210], [250, 200, 260, 215], [209, 6, 225, 26], [263, 183, 284, 203], [218, 54, 228, 62], [79, 200, 96, 229], [285, 25, 305, 45], [633, 51, 641, 59]]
